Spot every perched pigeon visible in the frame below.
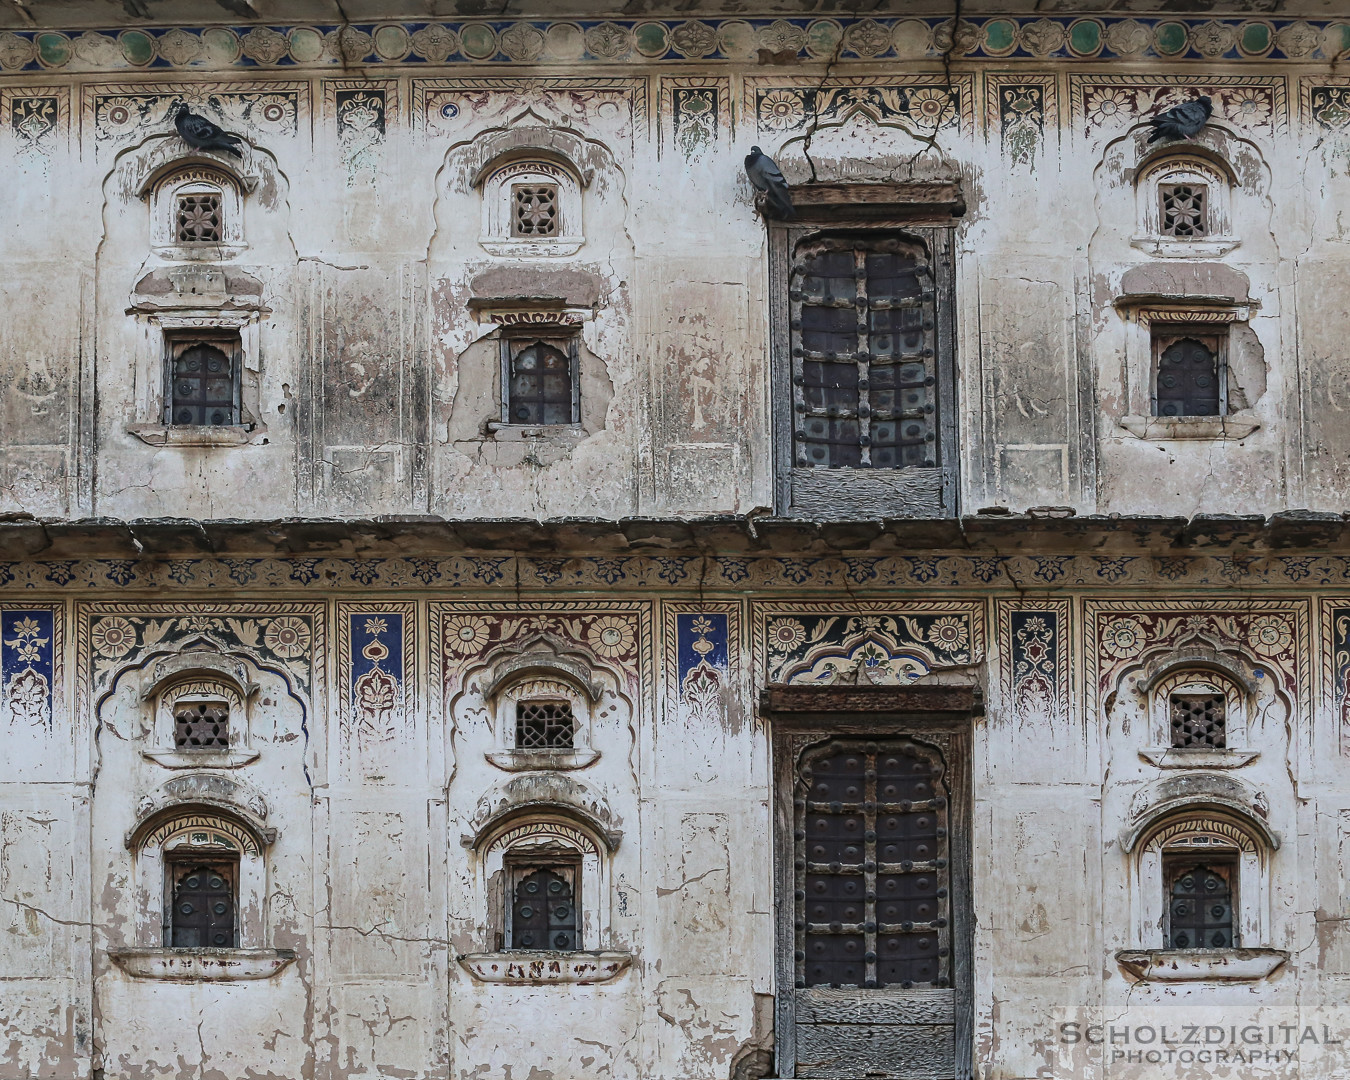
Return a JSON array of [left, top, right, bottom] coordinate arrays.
[[744, 145, 794, 219], [1147, 96, 1213, 143], [173, 104, 244, 157]]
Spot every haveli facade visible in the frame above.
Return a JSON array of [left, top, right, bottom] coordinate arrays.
[[4, 3, 1350, 1079]]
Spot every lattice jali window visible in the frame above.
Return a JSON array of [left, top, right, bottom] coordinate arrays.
[[176, 192, 223, 243], [1154, 332, 1225, 418], [790, 237, 938, 470], [174, 699, 230, 749], [512, 183, 559, 237], [168, 860, 238, 948], [508, 862, 579, 950], [515, 700, 575, 750], [795, 738, 950, 990], [1170, 692, 1226, 749], [1159, 184, 1208, 238]]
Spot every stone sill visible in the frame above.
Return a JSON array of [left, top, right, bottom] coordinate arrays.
[[141, 747, 260, 769], [1139, 747, 1259, 769], [128, 423, 262, 447], [485, 422, 585, 442], [1129, 236, 1240, 259], [458, 950, 631, 984], [485, 748, 600, 771], [1117, 948, 1288, 983], [480, 237, 583, 257], [1118, 414, 1261, 441], [108, 947, 296, 982]]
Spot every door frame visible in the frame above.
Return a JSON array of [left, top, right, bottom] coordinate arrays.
[[764, 684, 977, 1080]]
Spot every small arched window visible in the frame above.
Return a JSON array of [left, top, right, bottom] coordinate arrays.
[[504, 338, 578, 427], [1140, 663, 1252, 766], [165, 338, 241, 427], [486, 670, 598, 770], [1154, 333, 1224, 418], [148, 164, 245, 255], [478, 155, 584, 256], [1134, 154, 1234, 256]]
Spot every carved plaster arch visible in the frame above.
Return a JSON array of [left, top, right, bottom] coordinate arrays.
[[128, 774, 274, 852], [465, 773, 621, 852]]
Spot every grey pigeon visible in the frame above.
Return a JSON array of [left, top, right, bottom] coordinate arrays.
[[745, 145, 794, 219], [173, 104, 244, 158], [1148, 96, 1213, 143]]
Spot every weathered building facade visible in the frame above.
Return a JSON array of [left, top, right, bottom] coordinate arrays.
[[3, 2, 1350, 1078]]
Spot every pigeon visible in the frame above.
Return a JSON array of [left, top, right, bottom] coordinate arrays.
[[173, 104, 245, 157], [744, 145, 794, 219], [1147, 96, 1213, 143]]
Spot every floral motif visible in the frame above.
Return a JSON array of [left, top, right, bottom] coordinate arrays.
[[96, 96, 144, 137], [759, 20, 805, 54], [1224, 89, 1270, 126], [1087, 87, 1135, 124], [1104, 20, 1151, 57], [249, 93, 296, 131], [586, 22, 631, 60], [928, 616, 968, 651], [411, 24, 459, 62], [0, 32, 36, 70], [241, 26, 289, 65], [445, 615, 491, 655], [1247, 615, 1293, 654], [767, 617, 807, 653], [90, 616, 136, 658], [907, 87, 953, 129], [499, 23, 545, 62], [587, 615, 636, 659], [73, 32, 120, 65], [1275, 21, 1320, 58], [364, 617, 388, 637], [844, 19, 892, 58], [1017, 19, 1065, 56], [1101, 617, 1146, 659], [263, 616, 312, 659], [3, 617, 48, 665], [671, 20, 717, 58], [5, 668, 48, 727], [1191, 21, 1236, 58], [157, 28, 203, 66], [758, 89, 806, 130]]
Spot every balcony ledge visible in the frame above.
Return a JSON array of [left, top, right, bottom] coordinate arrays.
[[458, 950, 631, 984], [108, 947, 296, 981], [1116, 948, 1287, 983]]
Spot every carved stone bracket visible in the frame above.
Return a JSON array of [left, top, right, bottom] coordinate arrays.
[[1115, 948, 1287, 983]]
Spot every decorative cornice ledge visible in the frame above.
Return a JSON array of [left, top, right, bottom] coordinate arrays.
[[458, 950, 631, 984], [108, 947, 296, 981], [1116, 948, 1287, 983]]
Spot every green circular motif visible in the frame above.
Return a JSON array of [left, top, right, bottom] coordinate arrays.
[[1238, 21, 1272, 56], [460, 23, 497, 59], [1154, 21, 1189, 56], [805, 19, 843, 58], [1066, 19, 1102, 56], [1324, 24, 1350, 59], [35, 32, 71, 67], [633, 21, 669, 57], [120, 30, 155, 66], [983, 19, 1016, 55], [717, 20, 757, 60], [287, 27, 323, 63], [374, 24, 411, 60], [545, 23, 585, 60]]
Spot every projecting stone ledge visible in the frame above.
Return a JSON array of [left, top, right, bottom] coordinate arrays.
[[108, 947, 297, 981], [1116, 948, 1288, 983], [459, 950, 632, 984]]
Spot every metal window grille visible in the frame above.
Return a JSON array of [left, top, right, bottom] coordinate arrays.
[[1154, 335, 1223, 417], [795, 739, 950, 989], [505, 340, 577, 425], [168, 341, 240, 426], [1159, 184, 1208, 238], [515, 700, 575, 749], [790, 237, 938, 469], [174, 700, 230, 749], [512, 184, 559, 237], [176, 192, 223, 243], [510, 866, 577, 950], [1167, 859, 1234, 949], [1170, 693, 1226, 749], [169, 862, 237, 948]]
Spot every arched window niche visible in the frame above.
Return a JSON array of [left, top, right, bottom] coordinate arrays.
[[108, 796, 293, 981], [480, 640, 607, 771], [475, 146, 586, 257], [1136, 650, 1259, 769], [138, 651, 260, 769], [1117, 799, 1286, 983], [143, 159, 247, 260], [458, 779, 631, 984], [1132, 150, 1236, 258]]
